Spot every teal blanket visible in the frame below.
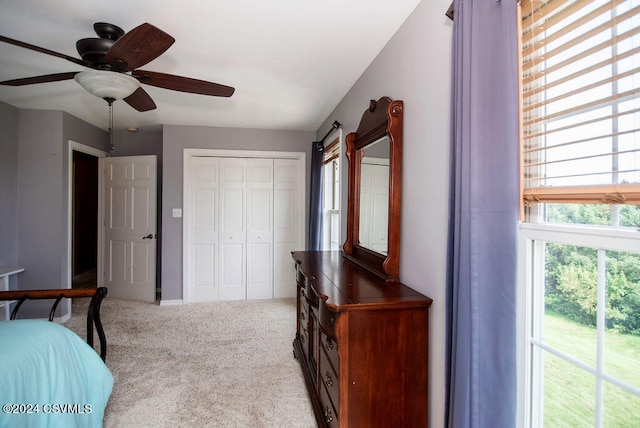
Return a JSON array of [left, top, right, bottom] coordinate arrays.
[[0, 320, 113, 428]]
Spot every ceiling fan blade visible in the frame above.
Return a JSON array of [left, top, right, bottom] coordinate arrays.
[[124, 87, 157, 112], [133, 70, 235, 97], [105, 23, 174, 71], [0, 35, 89, 68], [0, 71, 79, 86]]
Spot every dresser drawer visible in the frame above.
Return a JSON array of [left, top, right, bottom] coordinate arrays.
[[319, 330, 338, 374], [297, 270, 320, 305], [299, 326, 309, 360], [305, 284, 319, 306], [318, 298, 338, 337], [299, 298, 309, 327], [319, 379, 339, 428], [319, 346, 339, 411], [296, 264, 306, 284]]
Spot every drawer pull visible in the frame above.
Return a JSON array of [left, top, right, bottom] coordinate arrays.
[[325, 372, 334, 387], [326, 337, 334, 350], [324, 406, 333, 423]]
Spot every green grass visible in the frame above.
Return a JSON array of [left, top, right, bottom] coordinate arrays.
[[541, 311, 640, 427]]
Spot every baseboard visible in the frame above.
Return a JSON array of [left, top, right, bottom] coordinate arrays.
[[159, 299, 183, 306]]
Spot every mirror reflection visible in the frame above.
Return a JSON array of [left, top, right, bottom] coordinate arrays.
[[358, 136, 390, 254]]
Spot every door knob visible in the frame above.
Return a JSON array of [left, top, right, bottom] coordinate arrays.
[[143, 234, 156, 239]]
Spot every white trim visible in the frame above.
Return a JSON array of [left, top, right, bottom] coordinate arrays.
[[182, 148, 306, 304], [66, 141, 108, 316], [519, 222, 640, 253], [518, 221, 640, 428], [69, 140, 109, 158], [595, 249, 606, 428], [183, 148, 306, 160], [516, 233, 531, 428], [159, 299, 184, 306]]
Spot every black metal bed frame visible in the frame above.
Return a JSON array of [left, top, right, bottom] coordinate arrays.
[[0, 287, 108, 361]]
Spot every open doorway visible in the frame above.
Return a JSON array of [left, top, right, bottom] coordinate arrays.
[[72, 150, 98, 289]]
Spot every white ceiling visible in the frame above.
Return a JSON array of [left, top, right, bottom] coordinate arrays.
[[0, 0, 421, 132]]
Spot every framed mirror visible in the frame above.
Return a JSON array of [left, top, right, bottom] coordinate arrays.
[[343, 97, 403, 281]]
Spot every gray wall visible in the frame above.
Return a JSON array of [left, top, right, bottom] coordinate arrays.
[[17, 110, 65, 300], [161, 125, 314, 300], [0, 101, 19, 268], [11, 108, 108, 317], [316, 1, 453, 426], [111, 126, 163, 158]]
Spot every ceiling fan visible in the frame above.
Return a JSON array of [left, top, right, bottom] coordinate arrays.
[[0, 22, 235, 112]]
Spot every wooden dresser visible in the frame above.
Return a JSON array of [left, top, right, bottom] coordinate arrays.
[[292, 251, 433, 427]]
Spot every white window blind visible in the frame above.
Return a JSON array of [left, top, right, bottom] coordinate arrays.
[[520, 0, 640, 205], [323, 137, 341, 164]]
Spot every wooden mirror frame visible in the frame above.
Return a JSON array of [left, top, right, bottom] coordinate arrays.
[[343, 97, 403, 282]]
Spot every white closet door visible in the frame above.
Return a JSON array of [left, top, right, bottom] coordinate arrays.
[[185, 151, 304, 303], [359, 159, 389, 254], [273, 158, 302, 298], [369, 163, 389, 254], [190, 157, 219, 302], [359, 163, 373, 249], [219, 158, 247, 300], [246, 159, 274, 299]]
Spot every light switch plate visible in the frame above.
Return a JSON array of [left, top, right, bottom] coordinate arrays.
[[172, 208, 182, 218]]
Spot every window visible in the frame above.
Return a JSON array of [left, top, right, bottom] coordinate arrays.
[[519, 226, 640, 427], [520, 0, 640, 204], [519, 1, 640, 427], [322, 133, 342, 250]]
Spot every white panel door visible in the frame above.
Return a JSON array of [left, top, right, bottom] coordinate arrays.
[[246, 159, 274, 299], [189, 157, 219, 302], [219, 158, 247, 300], [359, 163, 373, 249], [359, 159, 389, 254], [102, 155, 157, 302], [273, 158, 303, 298], [369, 163, 389, 254]]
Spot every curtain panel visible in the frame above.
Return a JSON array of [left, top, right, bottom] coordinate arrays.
[[308, 144, 324, 251], [446, 0, 520, 427]]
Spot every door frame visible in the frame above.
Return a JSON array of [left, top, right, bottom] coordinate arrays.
[[182, 148, 306, 304], [66, 140, 109, 292]]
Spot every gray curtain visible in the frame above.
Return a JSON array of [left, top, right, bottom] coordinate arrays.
[[308, 142, 324, 251], [445, 0, 520, 427]]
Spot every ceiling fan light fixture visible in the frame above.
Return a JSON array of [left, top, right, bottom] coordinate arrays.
[[74, 70, 140, 100]]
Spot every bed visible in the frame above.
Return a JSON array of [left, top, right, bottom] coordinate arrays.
[[0, 287, 113, 428]]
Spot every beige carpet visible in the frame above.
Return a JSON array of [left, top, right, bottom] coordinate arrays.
[[65, 297, 316, 428]]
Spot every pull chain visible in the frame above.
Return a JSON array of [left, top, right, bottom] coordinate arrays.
[[105, 97, 115, 151]]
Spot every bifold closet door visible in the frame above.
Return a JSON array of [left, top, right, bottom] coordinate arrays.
[[219, 158, 275, 300], [190, 157, 220, 302], [219, 158, 248, 300], [273, 158, 301, 298], [188, 155, 300, 302], [246, 159, 274, 299]]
